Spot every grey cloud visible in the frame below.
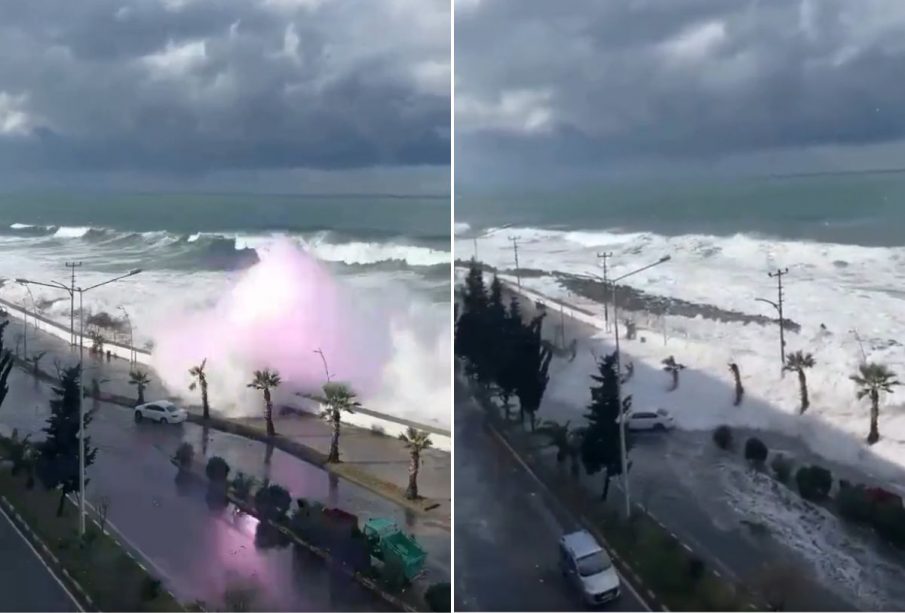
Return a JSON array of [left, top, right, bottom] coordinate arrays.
[[0, 0, 450, 177], [456, 0, 905, 183]]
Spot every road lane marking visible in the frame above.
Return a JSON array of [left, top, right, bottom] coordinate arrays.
[[0, 500, 84, 612], [485, 420, 654, 612]]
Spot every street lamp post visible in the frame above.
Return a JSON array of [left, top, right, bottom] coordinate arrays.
[[17, 268, 141, 536], [609, 255, 671, 518], [118, 306, 133, 365]]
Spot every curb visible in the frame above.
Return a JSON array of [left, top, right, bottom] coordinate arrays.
[[483, 422, 663, 613], [13, 357, 448, 529], [214, 476, 420, 612], [0, 495, 95, 612]]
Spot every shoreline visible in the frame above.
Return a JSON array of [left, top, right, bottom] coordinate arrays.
[[488, 276, 905, 495]]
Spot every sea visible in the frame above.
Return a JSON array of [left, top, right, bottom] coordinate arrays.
[[456, 172, 905, 610], [455, 171, 905, 467], [0, 191, 451, 428]]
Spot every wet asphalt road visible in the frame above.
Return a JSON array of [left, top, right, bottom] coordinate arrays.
[[0, 506, 80, 612], [454, 378, 647, 612], [0, 369, 449, 611]]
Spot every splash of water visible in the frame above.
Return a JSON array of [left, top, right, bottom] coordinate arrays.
[[151, 238, 398, 414]]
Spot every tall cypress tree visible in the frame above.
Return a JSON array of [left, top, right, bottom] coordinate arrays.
[[0, 320, 13, 409], [514, 313, 553, 430], [581, 351, 632, 500], [495, 295, 523, 420], [37, 365, 97, 517]]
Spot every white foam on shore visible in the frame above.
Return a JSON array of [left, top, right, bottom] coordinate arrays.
[[455, 225, 905, 482]]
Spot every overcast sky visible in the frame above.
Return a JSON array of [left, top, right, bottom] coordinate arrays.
[[0, 0, 450, 194], [456, 0, 905, 189]]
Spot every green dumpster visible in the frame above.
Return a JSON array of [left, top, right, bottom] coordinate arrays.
[[363, 517, 427, 581]]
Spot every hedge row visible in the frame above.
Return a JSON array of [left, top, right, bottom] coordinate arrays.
[[712, 426, 905, 550]]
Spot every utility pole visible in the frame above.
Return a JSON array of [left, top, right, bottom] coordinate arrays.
[[597, 252, 613, 331], [757, 268, 789, 373], [508, 236, 521, 289], [65, 262, 82, 346]]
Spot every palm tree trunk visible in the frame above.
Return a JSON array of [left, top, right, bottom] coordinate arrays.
[[405, 451, 420, 499], [57, 488, 67, 517], [868, 390, 880, 444], [137, 385, 145, 405], [671, 370, 679, 391], [601, 470, 610, 500], [201, 381, 209, 420], [569, 451, 580, 477], [264, 389, 275, 437], [327, 412, 341, 463], [798, 370, 809, 414]]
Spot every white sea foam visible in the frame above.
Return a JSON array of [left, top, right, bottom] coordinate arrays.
[[10, 223, 36, 229], [456, 226, 905, 480], [53, 226, 92, 238], [0, 230, 451, 429]]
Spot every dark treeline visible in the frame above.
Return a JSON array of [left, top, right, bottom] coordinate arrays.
[[455, 261, 552, 430]]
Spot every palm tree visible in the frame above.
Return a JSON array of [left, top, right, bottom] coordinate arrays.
[[189, 358, 210, 420], [398, 427, 433, 499], [537, 419, 572, 463], [850, 362, 900, 445], [784, 351, 815, 414], [247, 369, 281, 437], [662, 356, 686, 391], [312, 382, 361, 463], [729, 362, 744, 406], [129, 370, 151, 405]]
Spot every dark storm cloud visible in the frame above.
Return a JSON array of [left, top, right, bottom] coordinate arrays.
[[0, 0, 450, 174], [456, 0, 905, 179]]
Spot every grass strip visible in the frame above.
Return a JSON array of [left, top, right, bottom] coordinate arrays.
[[0, 468, 184, 612]]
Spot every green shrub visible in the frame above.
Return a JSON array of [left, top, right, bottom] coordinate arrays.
[[795, 465, 833, 501], [744, 437, 768, 464], [713, 425, 733, 450], [873, 501, 905, 548], [254, 483, 292, 522], [173, 442, 195, 468], [687, 556, 706, 583], [205, 456, 230, 483], [140, 577, 162, 601], [836, 481, 873, 523], [425, 581, 451, 612], [770, 454, 792, 483], [230, 472, 258, 502]]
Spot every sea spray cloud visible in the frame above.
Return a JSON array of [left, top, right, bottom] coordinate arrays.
[[151, 238, 392, 413]]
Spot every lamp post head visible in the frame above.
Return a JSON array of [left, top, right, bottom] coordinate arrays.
[[658, 255, 672, 264], [15, 278, 27, 284], [128, 268, 142, 276]]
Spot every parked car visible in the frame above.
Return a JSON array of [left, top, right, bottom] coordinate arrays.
[[134, 400, 187, 424], [621, 408, 675, 432], [559, 529, 621, 605]]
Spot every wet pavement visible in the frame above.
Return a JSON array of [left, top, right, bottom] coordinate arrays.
[[454, 378, 647, 612], [0, 504, 80, 612], [0, 369, 448, 610], [6, 314, 451, 526], [510, 287, 903, 611]]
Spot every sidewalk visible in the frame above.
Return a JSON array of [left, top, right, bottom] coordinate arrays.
[[4, 314, 450, 528]]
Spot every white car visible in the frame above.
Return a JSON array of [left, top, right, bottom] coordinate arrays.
[[623, 408, 675, 432], [134, 400, 187, 424], [559, 530, 621, 605]]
